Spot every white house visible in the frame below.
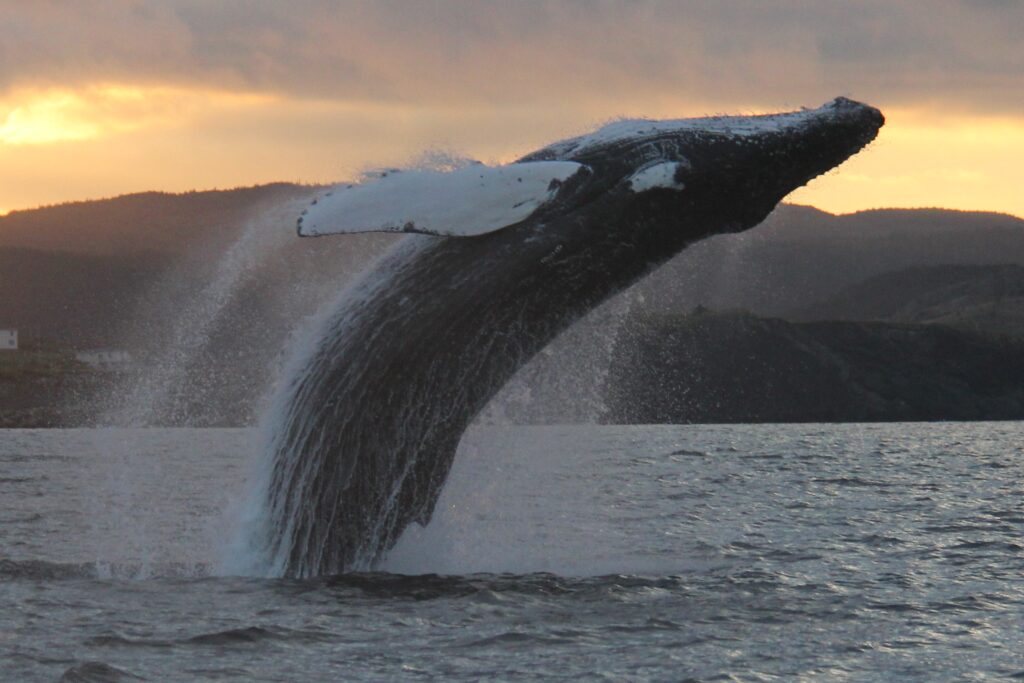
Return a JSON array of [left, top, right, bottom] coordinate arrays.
[[0, 329, 16, 351], [75, 349, 132, 370]]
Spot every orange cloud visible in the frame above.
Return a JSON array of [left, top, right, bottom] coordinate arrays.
[[0, 84, 275, 146]]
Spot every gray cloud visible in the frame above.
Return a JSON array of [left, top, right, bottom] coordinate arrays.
[[1, 0, 1021, 113]]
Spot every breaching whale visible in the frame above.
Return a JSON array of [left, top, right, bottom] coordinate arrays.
[[257, 97, 884, 576]]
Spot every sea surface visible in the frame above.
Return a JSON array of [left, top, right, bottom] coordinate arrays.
[[2, 423, 1024, 682]]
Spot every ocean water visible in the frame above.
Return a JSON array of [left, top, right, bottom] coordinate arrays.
[[2, 423, 1024, 681]]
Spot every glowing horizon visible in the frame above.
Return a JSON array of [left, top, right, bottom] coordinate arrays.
[[1, 84, 1021, 221]]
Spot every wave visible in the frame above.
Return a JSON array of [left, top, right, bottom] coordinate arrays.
[[315, 571, 692, 602], [1, 555, 692, 601], [59, 661, 143, 682], [0, 558, 213, 581]]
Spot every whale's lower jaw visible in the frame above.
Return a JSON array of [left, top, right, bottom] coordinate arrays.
[[256, 99, 884, 577]]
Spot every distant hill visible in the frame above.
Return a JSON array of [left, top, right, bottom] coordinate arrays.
[[0, 247, 166, 347], [1, 186, 1022, 426], [0, 183, 315, 256], [793, 264, 1024, 337], [634, 205, 1024, 317], [0, 184, 392, 350], [603, 310, 1024, 424]]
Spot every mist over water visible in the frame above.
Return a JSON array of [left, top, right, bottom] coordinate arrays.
[[96, 198, 332, 428], [104, 207, 297, 426], [480, 290, 641, 425]]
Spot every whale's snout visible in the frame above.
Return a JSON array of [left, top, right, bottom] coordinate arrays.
[[826, 97, 885, 132], [815, 97, 885, 157], [760, 97, 884, 202]]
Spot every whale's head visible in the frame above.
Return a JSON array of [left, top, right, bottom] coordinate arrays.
[[521, 97, 884, 242]]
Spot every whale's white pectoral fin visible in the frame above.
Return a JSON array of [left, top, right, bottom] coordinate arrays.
[[298, 161, 587, 238]]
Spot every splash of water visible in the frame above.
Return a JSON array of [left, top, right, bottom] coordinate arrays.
[[101, 202, 304, 426], [83, 197, 397, 575], [481, 288, 641, 424], [220, 236, 433, 576], [222, 245, 642, 576]]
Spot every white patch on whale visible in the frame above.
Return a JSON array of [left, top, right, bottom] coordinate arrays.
[[298, 161, 586, 238], [627, 161, 687, 193]]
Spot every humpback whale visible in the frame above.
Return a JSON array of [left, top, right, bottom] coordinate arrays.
[[257, 97, 884, 576]]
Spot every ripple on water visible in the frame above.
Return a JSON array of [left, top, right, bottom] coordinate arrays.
[[59, 661, 143, 682], [3, 424, 1024, 681]]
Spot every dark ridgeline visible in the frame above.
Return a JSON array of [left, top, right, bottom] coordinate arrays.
[[0, 183, 312, 256], [606, 257, 1024, 425], [790, 263, 1024, 336], [603, 309, 1024, 424], [0, 183, 317, 348], [254, 99, 884, 575], [633, 205, 1024, 318]]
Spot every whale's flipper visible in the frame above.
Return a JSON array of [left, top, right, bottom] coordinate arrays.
[[297, 161, 587, 238]]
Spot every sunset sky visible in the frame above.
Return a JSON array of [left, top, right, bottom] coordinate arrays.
[[1, 0, 1022, 218]]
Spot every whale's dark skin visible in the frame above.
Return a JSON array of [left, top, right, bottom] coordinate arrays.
[[259, 97, 884, 576]]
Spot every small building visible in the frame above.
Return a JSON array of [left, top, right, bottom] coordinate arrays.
[[0, 329, 16, 351], [75, 349, 132, 370]]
